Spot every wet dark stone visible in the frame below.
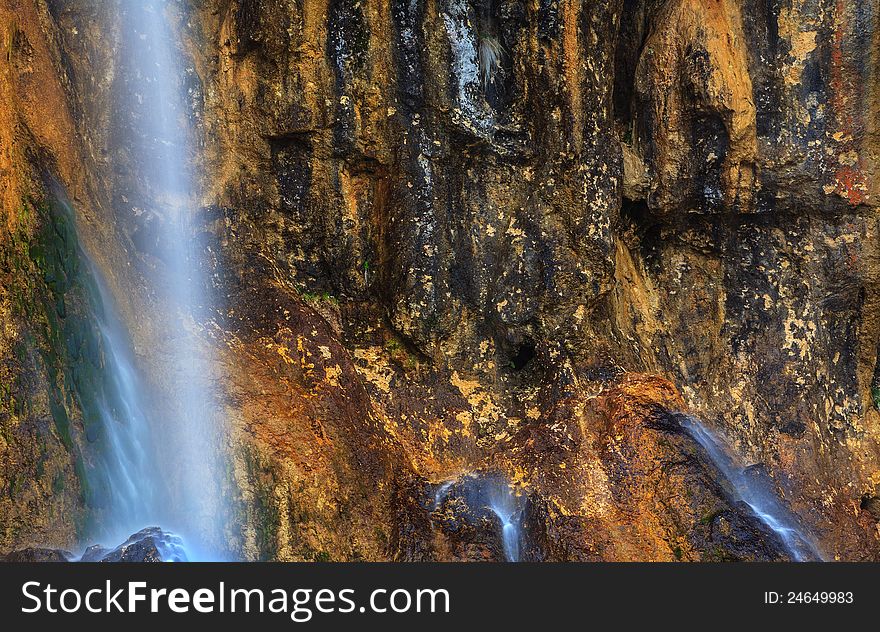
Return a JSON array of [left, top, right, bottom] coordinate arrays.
[[428, 472, 529, 562], [780, 421, 806, 437], [3, 548, 74, 562], [91, 527, 188, 562], [647, 409, 688, 433], [79, 544, 111, 562], [3, 528, 187, 563], [699, 503, 794, 563], [508, 339, 536, 371], [860, 496, 880, 521]]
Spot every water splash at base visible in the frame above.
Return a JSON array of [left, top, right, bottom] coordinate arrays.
[[433, 472, 525, 562]]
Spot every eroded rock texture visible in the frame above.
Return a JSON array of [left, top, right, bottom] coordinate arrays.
[[2, 0, 880, 560]]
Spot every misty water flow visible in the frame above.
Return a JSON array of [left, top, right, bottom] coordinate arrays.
[[83, 275, 161, 529], [116, 0, 229, 559], [677, 414, 822, 561], [67, 0, 230, 559], [44, 193, 167, 546]]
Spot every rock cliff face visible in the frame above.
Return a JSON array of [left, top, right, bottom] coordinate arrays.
[[2, 0, 880, 560]]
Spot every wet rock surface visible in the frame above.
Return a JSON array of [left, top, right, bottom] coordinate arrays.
[[1, 0, 880, 561], [2, 548, 75, 562], [88, 528, 188, 563], [426, 473, 530, 562], [3, 528, 187, 563]]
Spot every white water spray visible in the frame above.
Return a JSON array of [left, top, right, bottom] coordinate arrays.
[[97, 0, 230, 558], [81, 257, 165, 537]]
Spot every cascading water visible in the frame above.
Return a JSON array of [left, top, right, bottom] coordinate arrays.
[[494, 511, 520, 562], [111, 0, 229, 559], [38, 0, 234, 560], [79, 256, 166, 538], [30, 193, 168, 547], [433, 473, 525, 562], [485, 481, 521, 562], [433, 481, 454, 508], [677, 414, 822, 562]]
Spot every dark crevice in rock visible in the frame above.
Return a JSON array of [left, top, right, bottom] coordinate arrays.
[[507, 339, 535, 371], [860, 495, 880, 521], [612, 0, 660, 131], [619, 198, 663, 273]]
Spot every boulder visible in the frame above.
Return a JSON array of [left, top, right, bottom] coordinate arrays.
[[89, 528, 188, 563]]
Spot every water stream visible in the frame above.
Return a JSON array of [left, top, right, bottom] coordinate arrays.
[[677, 414, 822, 561], [433, 473, 524, 562], [111, 0, 229, 559], [78, 255, 167, 540], [47, 0, 232, 560]]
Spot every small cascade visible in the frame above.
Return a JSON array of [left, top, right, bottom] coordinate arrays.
[[78, 255, 167, 540], [433, 481, 454, 508], [486, 480, 521, 562], [22, 193, 170, 548], [432, 473, 525, 562], [677, 414, 822, 562], [499, 522, 519, 562]]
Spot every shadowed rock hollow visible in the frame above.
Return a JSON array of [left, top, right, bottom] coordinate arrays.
[[1, 0, 880, 560]]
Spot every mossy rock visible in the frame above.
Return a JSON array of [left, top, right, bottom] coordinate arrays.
[[4, 191, 129, 538]]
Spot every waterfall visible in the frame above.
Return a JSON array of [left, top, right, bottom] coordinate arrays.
[[486, 483, 521, 562], [29, 192, 169, 545], [677, 414, 822, 562], [80, 257, 165, 537], [433, 473, 524, 562], [91, 0, 231, 558]]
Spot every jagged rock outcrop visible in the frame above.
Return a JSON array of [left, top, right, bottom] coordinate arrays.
[[2, 0, 880, 560], [89, 527, 188, 562]]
